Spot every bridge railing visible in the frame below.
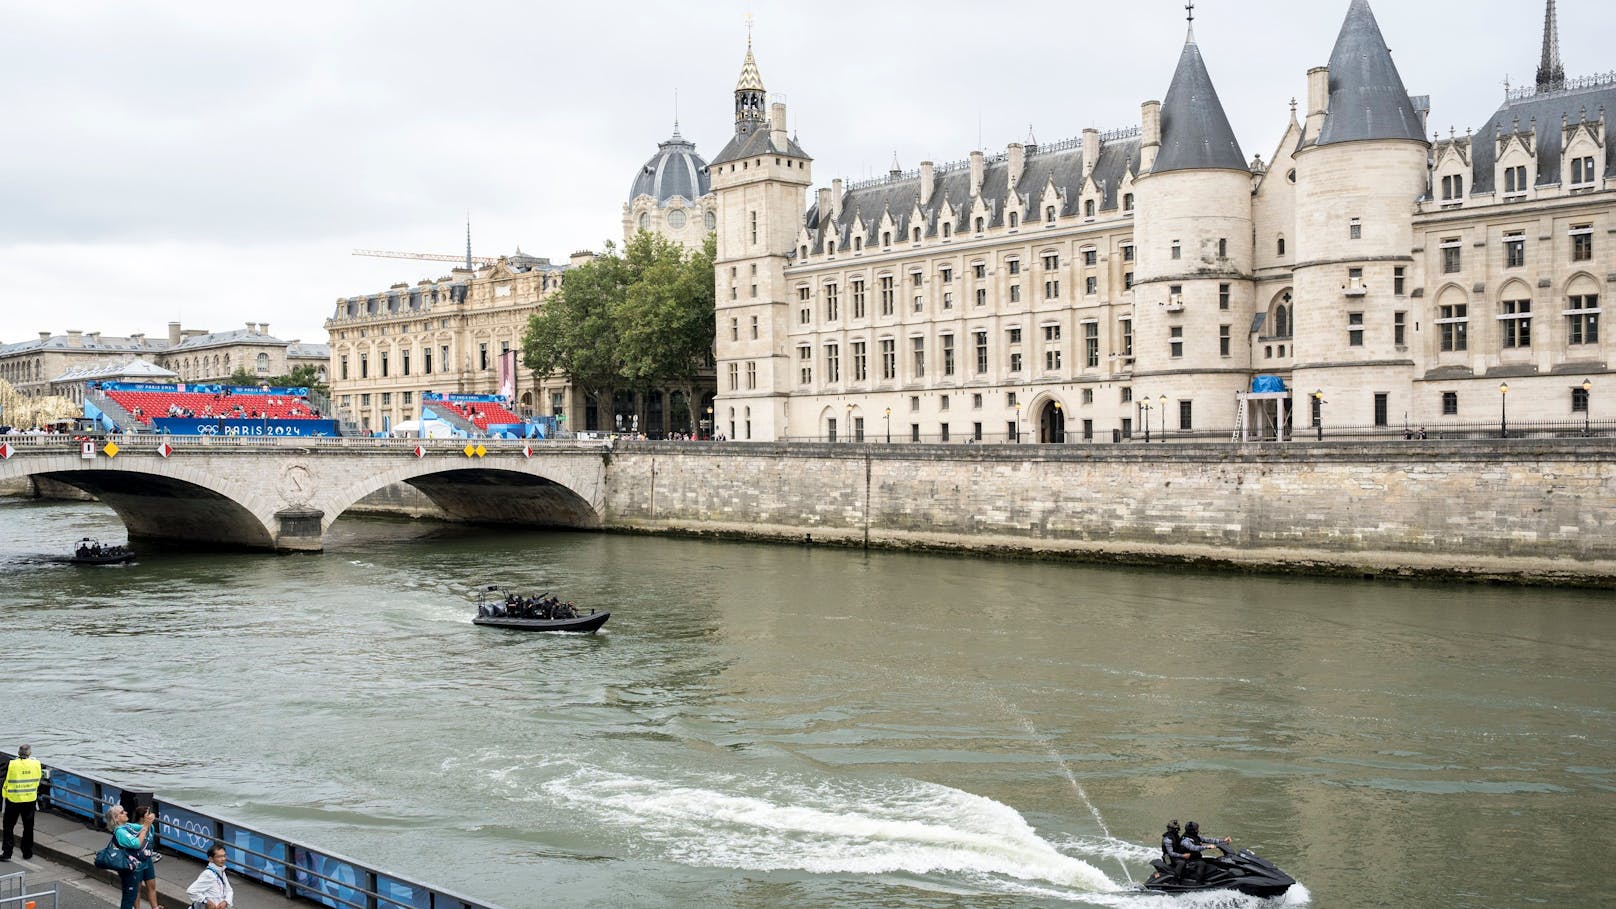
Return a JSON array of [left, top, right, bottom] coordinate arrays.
[[0, 435, 611, 454], [5, 752, 504, 909]]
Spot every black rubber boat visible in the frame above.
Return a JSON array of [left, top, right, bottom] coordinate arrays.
[[1143, 841, 1295, 898], [472, 610, 610, 633], [70, 540, 135, 565]]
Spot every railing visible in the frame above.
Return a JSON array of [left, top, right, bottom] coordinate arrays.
[[1505, 70, 1616, 103], [0, 873, 57, 909], [11, 753, 504, 909], [780, 418, 1614, 446], [0, 434, 609, 453], [841, 127, 1140, 192]]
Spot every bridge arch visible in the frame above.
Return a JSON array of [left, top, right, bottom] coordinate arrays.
[[316, 464, 602, 534], [25, 468, 277, 549]]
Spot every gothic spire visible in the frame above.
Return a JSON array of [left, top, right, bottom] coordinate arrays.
[[733, 37, 767, 135], [1536, 0, 1565, 92]]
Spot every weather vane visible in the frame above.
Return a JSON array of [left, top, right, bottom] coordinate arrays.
[[1186, 1, 1195, 24]]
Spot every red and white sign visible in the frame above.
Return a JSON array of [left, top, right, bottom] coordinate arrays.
[[413, 445, 427, 459], [0, 442, 12, 459], [522, 444, 533, 459], [157, 442, 174, 458]]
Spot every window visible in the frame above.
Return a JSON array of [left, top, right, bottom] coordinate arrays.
[[1009, 211, 1019, 229], [910, 395, 921, 412], [1042, 325, 1062, 372], [1219, 324, 1231, 357], [746, 361, 756, 389], [1573, 385, 1590, 413], [1042, 253, 1059, 271], [1124, 193, 1134, 212], [824, 284, 839, 322], [1218, 238, 1228, 257], [941, 267, 953, 284], [1441, 238, 1462, 274], [730, 318, 739, 341], [880, 276, 895, 315], [1084, 199, 1095, 218], [1571, 156, 1597, 186], [973, 263, 986, 279], [943, 291, 953, 310], [1277, 237, 1286, 256], [1394, 266, 1407, 296], [942, 223, 952, 238], [1504, 164, 1528, 195], [1438, 303, 1468, 351], [913, 294, 924, 313], [974, 217, 984, 233], [852, 341, 869, 380], [1179, 400, 1193, 431], [1044, 279, 1060, 300], [848, 280, 865, 319], [1374, 393, 1389, 427], [1082, 248, 1097, 266], [940, 395, 950, 411], [825, 344, 840, 383], [751, 315, 760, 339], [911, 336, 926, 377], [1082, 388, 1094, 405], [911, 271, 924, 287], [1568, 294, 1600, 345], [880, 339, 897, 379], [1008, 328, 1022, 344], [1124, 272, 1134, 290], [1571, 224, 1593, 261], [910, 424, 921, 442], [440, 346, 449, 371], [359, 352, 368, 378], [727, 362, 739, 390], [1122, 244, 1135, 262], [1500, 299, 1532, 348], [1443, 391, 1458, 415], [1010, 352, 1023, 372], [1349, 218, 1362, 240], [913, 227, 921, 242], [1171, 240, 1181, 260], [401, 350, 410, 376], [882, 231, 891, 247], [1441, 174, 1463, 200], [1007, 258, 1021, 276], [942, 334, 956, 376], [423, 349, 433, 374], [1009, 283, 1023, 303], [1219, 283, 1231, 310], [1046, 206, 1056, 223], [750, 211, 758, 243], [1085, 276, 1098, 295], [1348, 312, 1364, 347], [1121, 318, 1133, 357], [798, 346, 812, 385], [1169, 326, 1183, 358], [340, 356, 349, 380], [976, 288, 987, 307], [1084, 322, 1099, 367], [1504, 232, 1525, 268], [1394, 311, 1407, 347], [974, 331, 988, 374], [827, 417, 837, 442], [940, 423, 952, 442]]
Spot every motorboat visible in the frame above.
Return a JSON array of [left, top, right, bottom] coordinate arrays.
[[1143, 841, 1295, 898], [70, 539, 135, 565], [474, 589, 609, 633], [472, 610, 610, 633]]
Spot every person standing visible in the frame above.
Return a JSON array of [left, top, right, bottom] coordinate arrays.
[[186, 844, 233, 909], [1, 744, 43, 862], [104, 805, 143, 909], [129, 805, 160, 909]]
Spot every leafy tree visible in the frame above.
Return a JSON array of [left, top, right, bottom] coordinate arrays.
[[522, 242, 629, 418], [225, 363, 329, 396]]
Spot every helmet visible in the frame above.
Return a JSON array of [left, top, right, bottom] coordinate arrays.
[[1185, 821, 1200, 835], [1166, 819, 1180, 831]]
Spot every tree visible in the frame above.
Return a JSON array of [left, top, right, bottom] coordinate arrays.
[[522, 242, 629, 421], [228, 364, 328, 395]]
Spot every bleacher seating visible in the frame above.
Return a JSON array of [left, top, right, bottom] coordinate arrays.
[[105, 388, 321, 426], [428, 399, 521, 431]]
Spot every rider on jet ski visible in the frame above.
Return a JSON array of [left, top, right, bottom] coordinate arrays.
[[1178, 821, 1231, 882]]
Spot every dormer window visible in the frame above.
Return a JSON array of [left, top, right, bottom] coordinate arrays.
[[1440, 174, 1463, 201], [912, 227, 921, 242], [827, 241, 837, 256], [854, 236, 863, 252], [974, 217, 984, 233], [1503, 165, 1528, 195], [942, 223, 952, 239], [1571, 156, 1597, 187], [1009, 211, 1019, 229], [1084, 200, 1095, 218], [1045, 206, 1056, 224], [882, 231, 891, 247], [1123, 193, 1134, 212]]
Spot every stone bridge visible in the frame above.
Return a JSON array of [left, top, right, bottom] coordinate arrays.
[[0, 436, 609, 551]]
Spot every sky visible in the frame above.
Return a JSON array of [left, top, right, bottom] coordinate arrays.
[[1, 0, 1606, 347]]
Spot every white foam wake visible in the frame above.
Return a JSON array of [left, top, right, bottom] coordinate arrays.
[[541, 767, 1116, 892]]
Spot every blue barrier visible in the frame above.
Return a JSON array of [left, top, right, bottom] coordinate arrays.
[[7, 753, 503, 909]]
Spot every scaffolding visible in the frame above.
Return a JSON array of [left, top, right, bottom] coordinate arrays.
[[1232, 391, 1295, 442]]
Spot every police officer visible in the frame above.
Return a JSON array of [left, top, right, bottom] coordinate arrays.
[[1160, 819, 1190, 879], [1178, 820, 1231, 883], [1, 744, 43, 862]]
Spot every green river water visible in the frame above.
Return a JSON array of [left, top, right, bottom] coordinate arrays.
[[0, 498, 1610, 908]]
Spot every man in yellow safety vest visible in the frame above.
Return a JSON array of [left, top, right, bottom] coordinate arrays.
[[1, 744, 43, 862]]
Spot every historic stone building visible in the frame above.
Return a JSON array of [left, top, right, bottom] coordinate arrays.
[[0, 323, 327, 400], [711, 0, 1612, 443], [623, 125, 718, 249]]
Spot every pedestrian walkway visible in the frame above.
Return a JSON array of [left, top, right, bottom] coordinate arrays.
[[2, 810, 299, 909]]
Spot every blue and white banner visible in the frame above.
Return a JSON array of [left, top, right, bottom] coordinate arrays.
[[153, 418, 339, 437]]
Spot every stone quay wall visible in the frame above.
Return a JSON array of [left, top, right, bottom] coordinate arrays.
[[601, 440, 1616, 586]]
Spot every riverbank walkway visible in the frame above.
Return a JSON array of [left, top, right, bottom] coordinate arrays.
[[2, 809, 298, 909]]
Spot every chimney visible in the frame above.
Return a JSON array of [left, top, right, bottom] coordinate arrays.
[[130, 333, 144, 343], [259, 323, 270, 336], [969, 150, 984, 197], [919, 161, 934, 206], [38, 331, 51, 342], [817, 187, 833, 223], [1305, 66, 1329, 140], [1007, 142, 1025, 187], [1081, 128, 1100, 180], [770, 102, 788, 150], [246, 322, 257, 334], [168, 322, 182, 346], [1140, 101, 1162, 171], [831, 178, 843, 219], [67, 330, 83, 347], [86, 331, 101, 345]]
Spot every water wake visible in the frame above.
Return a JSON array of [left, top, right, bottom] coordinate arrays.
[[542, 766, 1116, 892]]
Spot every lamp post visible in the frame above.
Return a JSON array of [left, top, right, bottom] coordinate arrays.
[[884, 406, 892, 444], [1499, 382, 1510, 439], [705, 405, 713, 441], [1052, 400, 1063, 443], [846, 403, 854, 443], [1312, 389, 1325, 442], [1583, 378, 1593, 436], [1014, 403, 1022, 443], [1158, 394, 1168, 442], [1141, 398, 1152, 443]]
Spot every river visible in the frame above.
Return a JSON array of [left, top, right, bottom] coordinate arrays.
[[0, 498, 1610, 908]]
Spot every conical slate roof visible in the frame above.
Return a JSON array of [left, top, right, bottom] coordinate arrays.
[[1316, 0, 1425, 146], [1153, 33, 1246, 173]]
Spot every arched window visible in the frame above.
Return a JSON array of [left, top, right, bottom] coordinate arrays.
[[1045, 206, 1056, 223], [913, 227, 921, 242], [1277, 236, 1286, 256], [256, 353, 270, 374], [942, 223, 952, 238], [882, 231, 891, 246]]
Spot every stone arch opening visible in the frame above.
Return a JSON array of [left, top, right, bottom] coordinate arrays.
[[1037, 400, 1066, 444], [30, 470, 275, 549], [330, 468, 600, 533]]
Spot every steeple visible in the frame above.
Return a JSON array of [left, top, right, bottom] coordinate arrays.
[[734, 33, 767, 136], [1152, 17, 1246, 173], [1316, 0, 1425, 146], [1536, 0, 1565, 92]]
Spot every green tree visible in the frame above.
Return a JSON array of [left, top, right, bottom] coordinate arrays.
[[225, 364, 328, 396], [521, 242, 629, 421]]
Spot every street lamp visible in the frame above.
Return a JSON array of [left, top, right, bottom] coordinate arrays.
[[1014, 403, 1022, 443], [1052, 400, 1063, 443], [1499, 382, 1510, 439], [1582, 378, 1593, 436], [1312, 389, 1325, 441], [1158, 394, 1168, 441], [1141, 398, 1152, 443], [884, 406, 892, 444], [705, 405, 713, 441], [846, 403, 854, 443]]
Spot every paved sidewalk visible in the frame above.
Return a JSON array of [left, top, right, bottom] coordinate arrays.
[[4, 809, 301, 909]]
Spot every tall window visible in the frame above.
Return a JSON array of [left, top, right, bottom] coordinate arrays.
[[1178, 400, 1193, 431], [1568, 294, 1600, 345], [880, 276, 894, 316], [825, 283, 839, 322], [1438, 303, 1468, 351], [1374, 393, 1389, 427], [1442, 391, 1458, 415], [1084, 322, 1099, 367], [974, 331, 988, 374], [1394, 311, 1407, 347], [976, 288, 987, 307], [825, 343, 840, 383], [424, 350, 433, 374], [401, 350, 410, 376], [1500, 299, 1532, 348], [750, 211, 758, 243], [942, 335, 955, 376], [1219, 324, 1231, 357], [1504, 231, 1525, 268], [1044, 278, 1060, 300], [1348, 312, 1364, 347], [1121, 318, 1133, 357], [911, 336, 925, 377], [381, 351, 391, 377], [1042, 324, 1062, 372], [852, 280, 866, 319], [1571, 156, 1597, 186], [360, 353, 368, 378], [880, 339, 896, 380], [750, 315, 759, 339], [798, 346, 812, 385], [798, 286, 812, 325], [727, 362, 739, 390], [1169, 326, 1183, 358], [1219, 283, 1231, 310], [1171, 240, 1181, 260], [1571, 224, 1593, 261], [1394, 266, 1406, 296], [1082, 248, 1097, 266], [1441, 238, 1462, 274], [1573, 385, 1590, 413], [1441, 174, 1463, 200], [1349, 218, 1362, 240], [745, 361, 756, 389], [340, 356, 349, 380], [852, 341, 868, 380]]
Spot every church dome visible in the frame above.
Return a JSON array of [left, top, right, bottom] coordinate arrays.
[[630, 128, 711, 207]]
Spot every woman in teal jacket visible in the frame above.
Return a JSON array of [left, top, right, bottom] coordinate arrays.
[[103, 804, 147, 909]]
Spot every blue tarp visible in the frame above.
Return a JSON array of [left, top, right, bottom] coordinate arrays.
[[1251, 375, 1288, 394]]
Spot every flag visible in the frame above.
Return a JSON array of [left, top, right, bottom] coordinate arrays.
[[498, 350, 517, 402]]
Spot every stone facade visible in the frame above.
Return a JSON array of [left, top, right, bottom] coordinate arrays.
[[710, 2, 1614, 443]]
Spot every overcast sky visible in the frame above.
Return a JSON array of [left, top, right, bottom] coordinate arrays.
[[1, 0, 1606, 346]]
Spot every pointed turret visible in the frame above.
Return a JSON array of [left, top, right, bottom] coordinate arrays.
[[1316, 0, 1425, 146], [1536, 0, 1565, 92], [734, 42, 767, 135], [1152, 27, 1245, 172]]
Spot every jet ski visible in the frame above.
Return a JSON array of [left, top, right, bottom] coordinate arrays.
[[1143, 840, 1295, 898]]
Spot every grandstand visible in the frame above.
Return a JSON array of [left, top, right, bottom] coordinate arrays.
[[102, 383, 322, 426]]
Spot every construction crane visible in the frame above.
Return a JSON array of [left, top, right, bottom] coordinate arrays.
[[352, 249, 496, 267]]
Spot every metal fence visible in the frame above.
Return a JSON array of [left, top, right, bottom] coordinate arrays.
[[6, 753, 504, 909], [0, 871, 57, 909]]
